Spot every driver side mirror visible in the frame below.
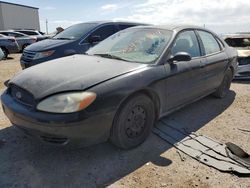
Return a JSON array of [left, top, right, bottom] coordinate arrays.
[[88, 35, 101, 43], [168, 52, 192, 63]]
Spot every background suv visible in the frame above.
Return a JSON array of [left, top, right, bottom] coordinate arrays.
[[20, 21, 147, 69], [15, 30, 47, 41]]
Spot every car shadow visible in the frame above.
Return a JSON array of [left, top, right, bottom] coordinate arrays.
[[0, 91, 236, 188], [1, 57, 14, 60]]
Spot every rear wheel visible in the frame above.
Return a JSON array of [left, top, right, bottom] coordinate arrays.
[[1, 47, 8, 59], [213, 68, 233, 98], [22, 44, 29, 51], [110, 94, 155, 149]]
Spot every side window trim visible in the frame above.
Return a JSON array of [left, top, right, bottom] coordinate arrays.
[[215, 37, 225, 50], [194, 30, 206, 56]]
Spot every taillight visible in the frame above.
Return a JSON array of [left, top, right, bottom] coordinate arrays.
[[8, 37, 16, 42], [31, 37, 37, 43]]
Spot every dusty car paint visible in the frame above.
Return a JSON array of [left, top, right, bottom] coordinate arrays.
[[1, 25, 238, 147]]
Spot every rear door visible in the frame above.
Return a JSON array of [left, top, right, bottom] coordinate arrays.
[[163, 30, 207, 112], [196, 30, 228, 91]]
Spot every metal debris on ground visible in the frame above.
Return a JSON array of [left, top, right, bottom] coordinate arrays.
[[153, 119, 250, 175], [237, 128, 250, 133], [176, 150, 186, 161]]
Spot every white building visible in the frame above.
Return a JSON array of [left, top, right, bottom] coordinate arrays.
[[0, 1, 40, 30]]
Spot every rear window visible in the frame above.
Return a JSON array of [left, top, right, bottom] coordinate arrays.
[[18, 31, 38, 35], [198, 31, 221, 55], [225, 37, 250, 48]]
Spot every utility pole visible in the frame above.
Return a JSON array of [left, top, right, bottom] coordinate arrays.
[[203, 24, 206, 28], [46, 19, 48, 34]]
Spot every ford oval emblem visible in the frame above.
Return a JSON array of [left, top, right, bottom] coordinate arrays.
[[16, 91, 22, 99]]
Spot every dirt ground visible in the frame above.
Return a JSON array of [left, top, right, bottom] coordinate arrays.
[[0, 54, 250, 188]]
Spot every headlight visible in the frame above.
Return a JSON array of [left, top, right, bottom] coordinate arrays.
[[33, 50, 55, 59], [37, 92, 96, 113]]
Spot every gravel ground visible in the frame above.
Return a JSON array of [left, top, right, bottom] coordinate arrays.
[[0, 54, 250, 188]]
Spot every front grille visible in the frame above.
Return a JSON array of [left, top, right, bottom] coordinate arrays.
[[10, 85, 35, 107], [40, 135, 69, 145], [238, 57, 250, 66], [21, 50, 36, 62]]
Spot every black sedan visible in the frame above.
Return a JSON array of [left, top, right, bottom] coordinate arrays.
[[1, 25, 238, 149]]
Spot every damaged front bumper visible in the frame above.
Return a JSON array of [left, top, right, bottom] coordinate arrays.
[[234, 57, 250, 80]]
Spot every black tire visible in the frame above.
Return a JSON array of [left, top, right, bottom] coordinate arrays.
[[22, 44, 29, 51], [110, 94, 155, 149], [213, 69, 232, 98], [1, 47, 8, 59]]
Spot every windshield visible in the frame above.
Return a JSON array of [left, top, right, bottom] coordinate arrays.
[[87, 28, 172, 64], [53, 23, 98, 40], [225, 37, 250, 48]]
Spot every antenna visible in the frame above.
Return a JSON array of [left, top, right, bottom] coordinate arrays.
[[46, 19, 48, 34]]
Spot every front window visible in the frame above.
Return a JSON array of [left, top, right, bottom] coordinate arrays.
[[225, 37, 250, 48], [171, 30, 201, 58], [54, 23, 98, 40], [87, 28, 172, 64]]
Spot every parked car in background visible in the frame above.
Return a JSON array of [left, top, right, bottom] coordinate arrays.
[[15, 29, 48, 41], [1, 25, 237, 149], [20, 21, 148, 69], [0, 34, 19, 58], [223, 33, 250, 79], [0, 31, 36, 52]]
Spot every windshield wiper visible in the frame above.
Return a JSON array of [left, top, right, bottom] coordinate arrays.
[[93, 53, 131, 62]]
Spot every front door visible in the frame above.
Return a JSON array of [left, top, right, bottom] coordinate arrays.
[[162, 30, 207, 112]]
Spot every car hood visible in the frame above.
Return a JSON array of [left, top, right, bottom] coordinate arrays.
[[25, 39, 73, 51], [9, 55, 147, 99]]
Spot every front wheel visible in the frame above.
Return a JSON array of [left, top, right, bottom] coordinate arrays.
[[213, 69, 233, 98], [110, 94, 155, 149]]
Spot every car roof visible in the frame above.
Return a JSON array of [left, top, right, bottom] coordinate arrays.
[[15, 30, 39, 32], [129, 24, 212, 32], [74, 20, 149, 26], [0, 30, 28, 35], [222, 33, 250, 39]]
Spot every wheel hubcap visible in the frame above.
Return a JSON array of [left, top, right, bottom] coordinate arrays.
[[125, 106, 146, 138]]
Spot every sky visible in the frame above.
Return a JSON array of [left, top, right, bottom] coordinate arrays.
[[3, 0, 250, 34]]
